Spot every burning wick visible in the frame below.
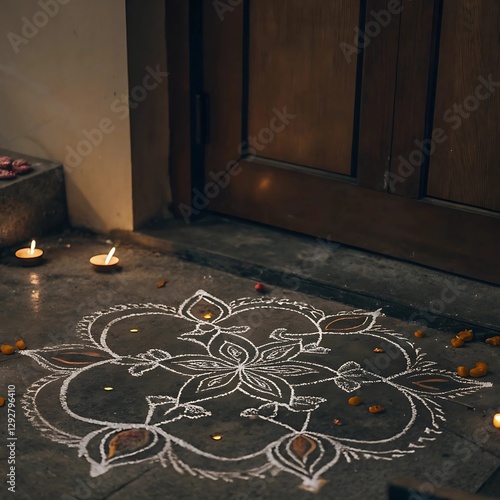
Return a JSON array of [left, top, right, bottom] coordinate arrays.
[[89, 246, 119, 271], [105, 247, 116, 265], [30, 240, 36, 255]]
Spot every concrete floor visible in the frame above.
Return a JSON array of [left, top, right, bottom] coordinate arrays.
[[0, 231, 499, 500]]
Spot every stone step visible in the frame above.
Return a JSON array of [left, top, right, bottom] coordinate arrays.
[[0, 149, 67, 248]]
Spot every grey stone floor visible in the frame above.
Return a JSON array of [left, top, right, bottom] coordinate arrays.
[[0, 232, 498, 500]]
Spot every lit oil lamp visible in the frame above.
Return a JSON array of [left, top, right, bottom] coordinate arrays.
[[15, 240, 44, 265], [90, 247, 119, 271], [493, 413, 500, 429]]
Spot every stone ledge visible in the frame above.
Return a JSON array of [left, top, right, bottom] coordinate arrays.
[[0, 148, 67, 248], [112, 214, 500, 336]]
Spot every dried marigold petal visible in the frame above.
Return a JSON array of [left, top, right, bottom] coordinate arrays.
[[457, 366, 469, 377], [333, 419, 342, 426], [373, 347, 385, 353], [368, 405, 384, 414], [0, 397, 5, 407], [457, 329, 473, 342], [156, 280, 167, 288], [16, 340, 26, 350], [475, 361, 488, 371], [470, 367, 487, 378], [1, 345, 15, 355], [451, 337, 464, 348], [348, 396, 361, 406], [414, 330, 425, 338], [485, 336, 500, 346]]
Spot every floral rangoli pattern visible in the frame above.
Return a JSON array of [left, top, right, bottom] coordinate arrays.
[[21, 290, 492, 491]]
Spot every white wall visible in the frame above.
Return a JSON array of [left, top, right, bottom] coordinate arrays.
[[0, 0, 134, 232]]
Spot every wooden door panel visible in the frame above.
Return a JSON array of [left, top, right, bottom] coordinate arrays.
[[388, 0, 437, 198], [248, 0, 359, 174], [201, 0, 500, 284], [214, 160, 500, 284], [357, 0, 402, 191], [203, 0, 243, 182], [426, 0, 500, 211]]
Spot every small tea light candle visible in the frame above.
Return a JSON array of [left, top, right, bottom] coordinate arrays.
[[90, 247, 119, 271], [493, 413, 500, 429], [15, 240, 44, 265]]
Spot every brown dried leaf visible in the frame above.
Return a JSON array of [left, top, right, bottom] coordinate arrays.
[[291, 435, 317, 460], [412, 378, 448, 391], [324, 316, 369, 331], [107, 429, 151, 459], [51, 351, 107, 365], [156, 280, 167, 288]]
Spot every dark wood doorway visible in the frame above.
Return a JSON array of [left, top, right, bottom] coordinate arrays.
[[167, 0, 500, 285]]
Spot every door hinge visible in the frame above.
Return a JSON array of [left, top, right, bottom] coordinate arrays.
[[195, 93, 210, 145]]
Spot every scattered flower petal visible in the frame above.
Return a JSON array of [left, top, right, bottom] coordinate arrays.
[[1, 345, 15, 355]]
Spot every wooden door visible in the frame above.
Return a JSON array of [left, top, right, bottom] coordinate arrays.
[[197, 0, 500, 284]]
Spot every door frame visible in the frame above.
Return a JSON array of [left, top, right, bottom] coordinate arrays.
[[166, 0, 500, 285]]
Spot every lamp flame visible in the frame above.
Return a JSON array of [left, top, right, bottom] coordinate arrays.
[[30, 240, 36, 255], [105, 247, 116, 265]]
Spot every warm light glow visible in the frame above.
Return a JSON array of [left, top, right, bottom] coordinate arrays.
[[103, 387, 114, 391], [30, 240, 36, 255], [494, 413, 500, 429], [203, 313, 213, 319], [258, 177, 271, 191], [30, 273, 41, 314], [105, 247, 116, 265], [210, 434, 223, 441], [130, 329, 139, 333]]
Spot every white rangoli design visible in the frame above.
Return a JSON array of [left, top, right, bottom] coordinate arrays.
[[21, 290, 492, 492]]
